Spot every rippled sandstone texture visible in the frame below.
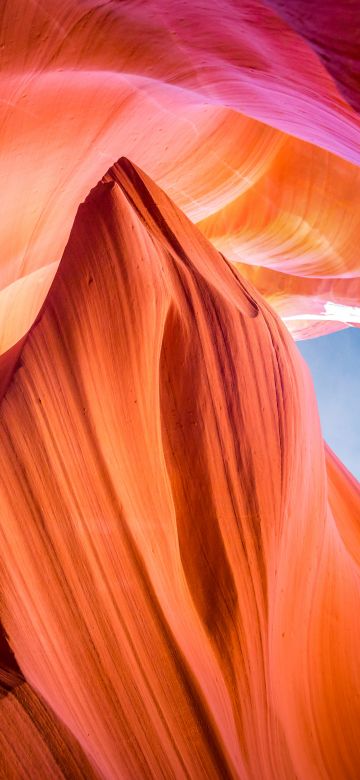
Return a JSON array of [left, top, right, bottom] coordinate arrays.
[[1, 0, 360, 775], [1, 0, 360, 348], [0, 159, 359, 778]]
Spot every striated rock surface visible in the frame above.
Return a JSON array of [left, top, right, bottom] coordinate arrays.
[[1, 0, 360, 343], [0, 680, 98, 779], [0, 159, 359, 778]]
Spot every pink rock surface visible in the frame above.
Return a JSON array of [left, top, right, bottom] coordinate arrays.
[[1, 3, 360, 775], [1, 0, 360, 345]]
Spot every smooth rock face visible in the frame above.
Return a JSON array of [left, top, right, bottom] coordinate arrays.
[[264, 0, 360, 114], [0, 159, 358, 778], [1, 0, 360, 344]]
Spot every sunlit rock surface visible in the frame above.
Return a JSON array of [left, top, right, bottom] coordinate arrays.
[[1, 0, 360, 347], [0, 159, 359, 778]]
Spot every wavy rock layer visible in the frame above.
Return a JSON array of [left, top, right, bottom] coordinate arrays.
[[265, 0, 360, 114], [0, 160, 359, 778], [1, 0, 360, 346]]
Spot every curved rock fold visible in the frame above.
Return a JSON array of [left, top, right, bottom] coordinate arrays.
[[0, 160, 358, 778]]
